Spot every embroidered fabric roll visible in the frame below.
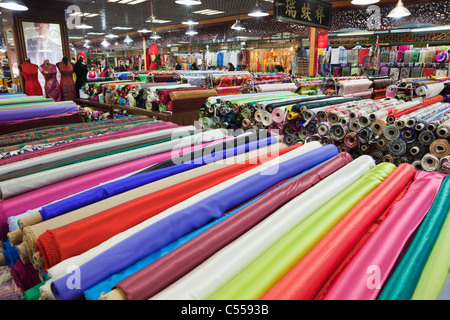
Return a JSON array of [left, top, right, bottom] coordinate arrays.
[[50, 143, 334, 300], [261, 163, 415, 300], [321, 170, 445, 300], [150, 155, 375, 300], [378, 175, 450, 300]]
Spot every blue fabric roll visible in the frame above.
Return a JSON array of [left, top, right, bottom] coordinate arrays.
[[50, 144, 338, 300], [1, 240, 19, 267], [39, 135, 277, 221], [0, 103, 78, 122]]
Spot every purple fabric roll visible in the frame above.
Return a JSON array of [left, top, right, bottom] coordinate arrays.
[[0, 103, 78, 122]]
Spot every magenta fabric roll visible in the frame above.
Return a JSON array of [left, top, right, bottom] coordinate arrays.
[[322, 170, 445, 300], [0, 121, 178, 166], [0, 139, 226, 240]]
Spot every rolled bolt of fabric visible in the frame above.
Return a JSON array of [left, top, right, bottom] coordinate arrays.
[[343, 132, 359, 149], [321, 170, 445, 300], [329, 124, 348, 142], [208, 162, 395, 300], [0, 128, 222, 200], [9, 259, 42, 294], [421, 153, 440, 172], [418, 130, 435, 146], [17, 137, 231, 228], [376, 136, 389, 152], [388, 139, 407, 157], [382, 153, 395, 164], [429, 139, 450, 159], [261, 163, 415, 300], [412, 182, 450, 300], [24, 143, 290, 274], [43, 143, 291, 295], [415, 83, 445, 98], [108, 152, 354, 300], [383, 125, 400, 141], [436, 118, 450, 138], [378, 175, 450, 300], [34, 135, 281, 271], [371, 118, 387, 137], [439, 155, 450, 174], [412, 160, 424, 171], [0, 103, 79, 122], [150, 155, 376, 300], [49, 143, 335, 300]]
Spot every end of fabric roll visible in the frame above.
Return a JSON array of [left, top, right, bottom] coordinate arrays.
[[99, 288, 127, 300], [7, 228, 23, 247], [16, 243, 30, 265], [0, 252, 5, 266], [18, 213, 43, 230]]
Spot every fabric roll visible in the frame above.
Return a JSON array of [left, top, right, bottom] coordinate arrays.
[[50, 143, 335, 300], [208, 162, 395, 300], [439, 156, 450, 174], [418, 130, 435, 146], [415, 83, 445, 98], [421, 153, 440, 172], [0, 104, 79, 122], [150, 155, 375, 300], [23, 142, 287, 271], [256, 83, 297, 93], [429, 139, 450, 158], [378, 175, 450, 300], [109, 152, 353, 301], [436, 118, 450, 138], [0, 127, 218, 200], [412, 181, 450, 300], [388, 139, 407, 157], [35, 135, 280, 271], [322, 171, 445, 300], [261, 163, 415, 300]]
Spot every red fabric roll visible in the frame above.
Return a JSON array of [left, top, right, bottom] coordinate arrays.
[[261, 163, 416, 300], [158, 88, 204, 105], [393, 95, 445, 120], [35, 144, 299, 271]]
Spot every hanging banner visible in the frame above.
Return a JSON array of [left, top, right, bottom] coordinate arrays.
[[318, 30, 328, 48], [274, 0, 332, 30]]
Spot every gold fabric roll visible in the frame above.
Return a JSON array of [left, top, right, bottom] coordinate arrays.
[[169, 89, 218, 101]]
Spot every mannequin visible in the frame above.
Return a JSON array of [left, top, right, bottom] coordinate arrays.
[[74, 55, 88, 98], [20, 58, 43, 96], [57, 56, 76, 101], [39, 59, 62, 101]]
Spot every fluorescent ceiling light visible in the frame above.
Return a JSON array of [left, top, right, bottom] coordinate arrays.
[[106, 33, 119, 38], [0, 0, 28, 11], [388, 0, 411, 18], [138, 26, 152, 33], [112, 26, 133, 30], [175, 0, 202, 5], [107, 0, 120, 2], [337, 31, 374, 36], [119, 0, 134, 3], [411, 25, 450, 32], [182, 15, 199, 25], [186, 26, 198, 35], [351, 0, 379, 5], [249, 0, 269, 17], [150, 31, 161, 39], [193, 9, 225, 15], [69, 36, 84, 39], [129, 0, 147, 4], [75, 18, 93, 29], [87, 32, 105, 35]]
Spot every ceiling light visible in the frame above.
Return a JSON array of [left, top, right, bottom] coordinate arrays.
[[75, 17, 93, 29], [351, 0, 380, 5], [118, 0, 134, 3], [182, 14, 199, 25], [411, 25, 450, 32], [193, 9, 225, 15], [106, 33, 119, 38], [128, 0, 147, 4], [87, 32, 105, 35], [112, 26, 133, 30], [150, 30, 161, 39], [124, 34, 133, 44], [388, 0, 411, 18], [186, 26, 198, 36], [0, 0, 28, 11], [231, 17, 245, 30], [138, 26, 152, 33], [248, 0, 269, 17], [101, 38, 110, 47], [175, 0, 202, 5]]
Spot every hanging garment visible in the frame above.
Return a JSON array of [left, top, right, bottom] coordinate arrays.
[[20, 61, 43, 96], [39, 62, 62, 102], [57, 61, 76, 101]]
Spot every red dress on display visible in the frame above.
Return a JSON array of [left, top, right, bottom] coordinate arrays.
[[40, 61, 62, 101], [57, 61, 76, 101], [20, 61, 43, 96]]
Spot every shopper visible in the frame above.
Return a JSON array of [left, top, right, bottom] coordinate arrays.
[[275, 65, 284, 72], [227, 63, 235, 71], [190, 63, 199, 70]]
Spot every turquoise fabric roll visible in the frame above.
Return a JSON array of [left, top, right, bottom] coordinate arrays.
[[378, 174, 450, 300]]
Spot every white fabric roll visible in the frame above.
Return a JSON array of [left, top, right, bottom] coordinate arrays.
[[0, 129, 225, 200], [150, 155, 375, 300], [46, 142, 322, 281], [415, 83, 445, 98]]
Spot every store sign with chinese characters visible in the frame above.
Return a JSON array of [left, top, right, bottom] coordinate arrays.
[[273, 0, 332, 30]]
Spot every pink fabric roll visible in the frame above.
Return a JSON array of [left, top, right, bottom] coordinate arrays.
[[321, 170, 445, 300], [0, 138, 227, 240]]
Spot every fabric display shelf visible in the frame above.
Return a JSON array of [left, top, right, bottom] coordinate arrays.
[[199, 79, 450, 172]]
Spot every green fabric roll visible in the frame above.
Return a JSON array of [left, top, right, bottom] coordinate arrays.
[[24, 280, 47, 300], [0, 97, 52, 106], [208, 162, 396, 300], [292, 97, 362, 112], [378, 175, 450, 300], [411, 182, 450, 300]]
